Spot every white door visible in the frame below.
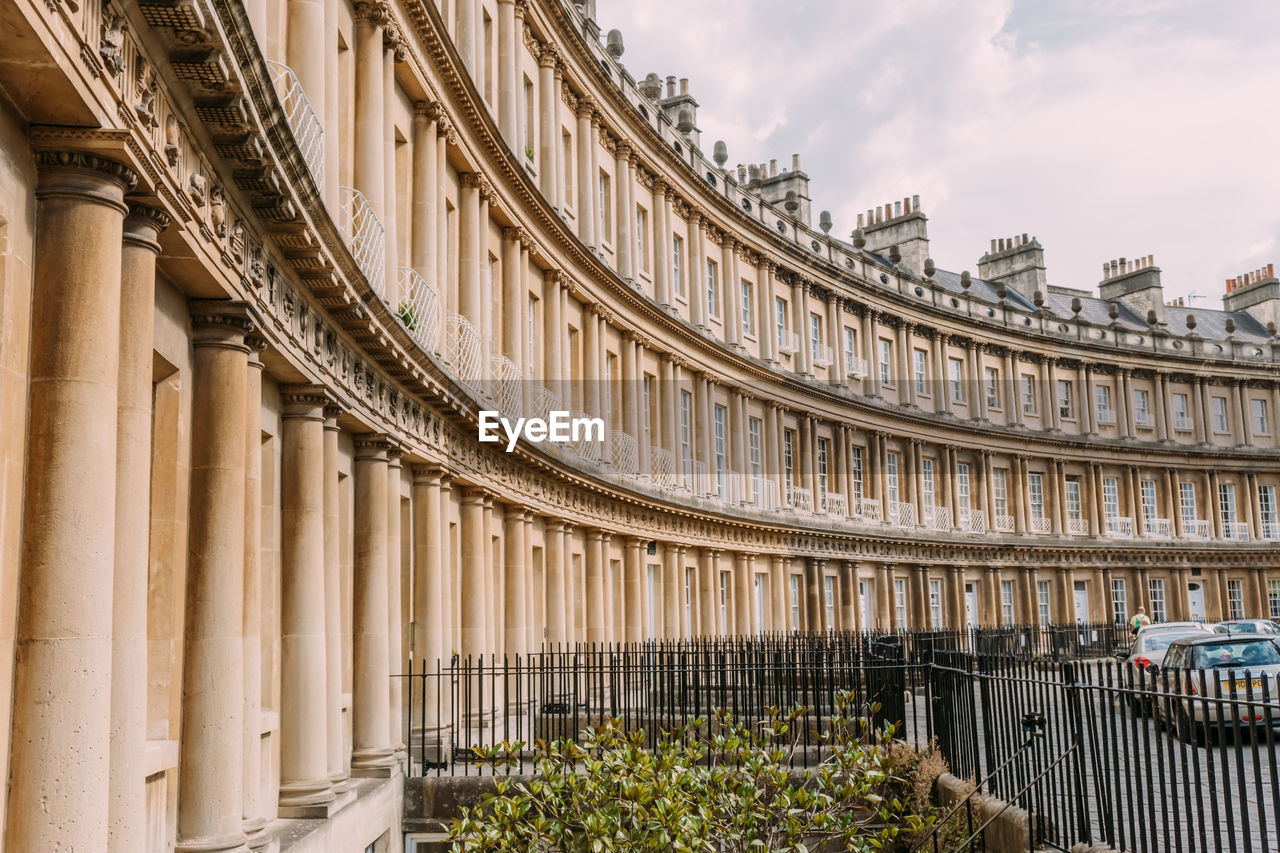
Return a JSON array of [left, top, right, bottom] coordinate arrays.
[[1073, 581, 1089, 622], [1187, 581, 1206, 622], [965, 583, 979, 627], [646, 565, 657, 639], [754, 576, 765, 635], [860, 580, 873, 631]]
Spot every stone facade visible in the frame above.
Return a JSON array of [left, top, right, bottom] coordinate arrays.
[[0, 0, 1277, 851]]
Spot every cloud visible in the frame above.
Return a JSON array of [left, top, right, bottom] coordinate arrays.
[[597, 0, 1280, 304]]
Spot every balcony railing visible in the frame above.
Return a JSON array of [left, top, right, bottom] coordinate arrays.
[[530, 386, 562, 422], [845, 353, 868, 378], [397, 267, 441, 354], [960, 507, 986, 534], [487, 354, 521, 416], [1067, 517, 1089, 536], [811, 345, 833, 369], [444, 313, 482, 383], [572, 411, 603, 463], [789, 485, 813, 512], [1096, 408, 1117, 425], [1262, 521, 1280, 541], [1144, 517, 1172, 539], [690, 461, 713, 498], [1182, 519, 1210, 540], [1134, 410, 1154, 428], [891, 501, 915, 528], [777, 331, 800, 354], [924, 505, 951, 531], [719, 470, 743, 505], [611, 431, 639, 476], [1223, 521, 1250, 541], [858, 498, 881, 522], [752, 478, 779, 511], [1030, 516, 1051, 534], [994, 514, 1014, 533], [338, 186, 386, 298], [824, 492, 847, 516], [267, 60, 324, 187], [1105, 516, 1134, 538], [1173, 412, 1193, 431], [649, 447, 674, 487]]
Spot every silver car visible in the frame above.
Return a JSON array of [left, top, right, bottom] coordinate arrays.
[[1213, 620, 1280, 636], [1151, 635, 1280, 745]]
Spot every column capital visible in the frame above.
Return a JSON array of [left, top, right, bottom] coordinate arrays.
[[538, 44, 561, 69], [190, 299, 255, 350], [122, 201, 171, 250], [353, 433, 397, 460], [414, 99, 444, 121], [411, 462, 446, 485], [322, 401, 344, 427], [353, 0, 389, 25], [34, 150, 138, 208], [281, 384, 331, 420]]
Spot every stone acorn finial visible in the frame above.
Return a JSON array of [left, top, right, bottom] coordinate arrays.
[[1268, 321, 1276, 338], [923, 258, 936, 278], [960, 270, 971, 289], [1071, 296, 1082, 315], [996, 283, 1008, 301], [1146, 309, 1158, 326], [784, 190, 799, 214], [1225, 317, 1236, 335], [889, 244, 902, 264], [641, 73, 662, 99], [713, 140, 727, 167], [1186, 314, 1197, 331], [819, 210, 832, 234], [1033, 290, 1044, 308], [677, 107, 694, 133], [851, 228, 866, 249], [1108, 303, 1119, 321], [605, 29, 625, 59]]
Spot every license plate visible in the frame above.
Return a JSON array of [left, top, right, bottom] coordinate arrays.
[[1231, 678, 1263, 692]]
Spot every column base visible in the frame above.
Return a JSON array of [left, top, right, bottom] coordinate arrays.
[[243, 818, 275, 852], [278, 786, 356, 819], [329, 770, 352, 795], [277, 777, 336, 818], [350, 747, 398, 777], [175, 831, 251, 853]]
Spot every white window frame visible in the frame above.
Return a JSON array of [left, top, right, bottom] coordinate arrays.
[[1001, 580, 1015, 625], [1179, 481, 1197, 523], [1227, 579, 1245, 620], [886, 451, 900, 505], [672, 235, 684, 298], [1212, 396, 1228, 433], [895, 578, 908, 627], [1102, 477, 1120, 520], [949, 358, 965, 403], [992, 468, 1008, 517], [930, 579, 943, 628], [706, 259, 719, 318], [879, 339, 893, 385], [1037, 580, 1051, 625], [985, 366, 1000, 410], [913, 349, 928, 395], [713, 404, 727, 498], [1028, 472, 1045, 524], [1110, 578, 1128, 626], [956, 463, 971, 510], [679, 390, 693, 484], [1140, 479, 1157, 522], [1252, 399, 1269, 435], [1148, 577, 1166, 623], [740, 280, 754, 336], [1057, 379, 1074, 419]]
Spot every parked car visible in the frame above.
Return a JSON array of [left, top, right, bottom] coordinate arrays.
[[1115, 629, 1213, 714], [1151, 635, 1280, 745], [1213, 620, 1280, 636]]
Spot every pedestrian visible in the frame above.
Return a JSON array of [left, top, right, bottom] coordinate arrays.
[[1128, 606, 1150, 638]]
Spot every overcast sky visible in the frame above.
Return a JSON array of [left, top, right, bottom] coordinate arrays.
[[597, 0, 1280, 306]]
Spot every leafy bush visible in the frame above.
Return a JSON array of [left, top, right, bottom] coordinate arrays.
[[398, 301, 418, 331], [449, 693, 933, 853]]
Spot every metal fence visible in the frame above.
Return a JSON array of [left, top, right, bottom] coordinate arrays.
[[399, 624, 1280, 853]]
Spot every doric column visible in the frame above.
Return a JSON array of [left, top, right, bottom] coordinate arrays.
[[537, 47, 559, 203], [501, 227, 524, 368], [969, 341, 987, 420], [544, 269, 563, 399], [1167, 468, 1184, 539], [624, 537, 645, 641], [791, 277, 811, 375], [877, 432, 892, 522], [1081, 363, 1096, 435], [278, 387, 338, 814], [110, 203, 169, 853], [177, 303, 254, 851], [733, 553, 752, 635], [456, 0, 476, 70], [827, 295, 845, 383], [615, 143, 634, 279], [1049, 460, 1064, 535], [1195, 377, 1210, 444], [985, 567, 1000, 625], [878, 564, 895, 630], [354, 0, 386, 219], [803, 558, 822, 631], [863, 308, 880, 397], [1118, 369, 1133, 439], [411, 465, 445, 674], [769, 555, 787, 632], [503, 506, 528, 655], [544, 519, 568, 644], [934, 332, 950, 414], [663, 545, 682, 638], [759, 259, 777, 362], [1044, 358, 1059, 430], [7, 152, 134, 853], [898, 321, 916, 407], [1004, 350, 1021, 426], [322, 405, 349, 793], [458, 173, 482, 332], [689, 213, 706, 328], [286, 0, 326, 147], [585, 528, 606, 643], [1010, 455, 1027, 535], [700, 550, 720, 636], [458, 488, 489, 653], [351, 436, 396, 775], [1235, 380, 1251, 446], [382, 38, 401, 304], [576, 99, 596, 246], [1154, 372, 1170, 441], [386, 447, 405, 755], [722, 238, 740, 348], [839, 561, 856, 631], [241, 335, 270, 843], [412, 103, 442, 352], [496, 0, 518, 141], [1019, 567, 1036, 624]]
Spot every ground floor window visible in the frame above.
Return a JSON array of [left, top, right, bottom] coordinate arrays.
[[1110, 578, 1127, 625], [1001, 580, 1015, 625], [1148, 577, 1166, 623], [929, 579, 943, 628], [789, 574, 801, 630], [895, 578, 908, 627], [1227, 579, 1245, 620], [1270, 579, 1280, 620]]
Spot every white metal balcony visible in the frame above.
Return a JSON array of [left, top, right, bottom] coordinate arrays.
[[1096, 408, 1117, 425], [690, 461, 713, 498], [267, 60, 324, 187], [994, 514, 1014, 533], [1105, 516, 1134, 538], [858, 498, 881, 522], [649, 447, 674, 487], [751, 477, 779, 511], [924, 505, 951, 531], [572, 411, 603, 463], [1223, 521, 1250, 541], [530, 385, 562, 422], [777, 331, 800, 354], [444, 313, 482, 384], [789, 485, 813, 512], [397, 267, 441, 354], [1067, 517, 1089, 536], [1173, 412, 1193, 431], [611, 431, 639, 476], [845, 353, 868, 378], [339, 186, 386, 298], [1261, 521, 1280, 541], [891, 501, 916, 528], [487, 354, 521, 416], [1182, 519, 1210, 540], [811, 344, 833, 369], [1144, 518, 1172, 539], [960, 507, 986, 534], [1134, 410, 1154, 428], [824, 492, 847, 516], [1030, 516, 1051, 534], [718, 470, 742, 505]]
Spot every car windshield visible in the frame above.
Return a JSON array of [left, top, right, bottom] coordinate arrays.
[[1190, 641, 1280, 669], [1140, 632, 1203, 652]]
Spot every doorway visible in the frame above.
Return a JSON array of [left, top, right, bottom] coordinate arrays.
[[965, 583, 979, 627], [1073, 581, 1089, 622], [860, 580, 873, 631], [1187, 581, 1206, 621]]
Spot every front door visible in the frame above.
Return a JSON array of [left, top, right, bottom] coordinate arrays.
[[965, 583, 979, 627], [860, 580, 873, 631], [754, 575, 765, 635], [1073, 581, 1089, 622], [1187, 581, 1206, 621]]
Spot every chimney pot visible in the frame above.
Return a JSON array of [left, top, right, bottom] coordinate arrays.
[[1022, 232, 1029, 244], [857, 213, 864, 228], [666, 75, 677, 98], [679, 77, 689, 95], [894, 201, 902, 218], [769, 158, 777, 177], [998, 238, 1005, 252], [792, 153, 801, 172], [912, 194, 920, 211], [990, 239, 997, 253], [1268, 263, 1275, 278]]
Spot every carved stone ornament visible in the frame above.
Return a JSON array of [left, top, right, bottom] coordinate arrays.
[[164, 114, 181, 167], [208, 185, 225, 237], [188, 170, 206, 206], [100, 4, 127, 76], [135, 63, 159, 129]]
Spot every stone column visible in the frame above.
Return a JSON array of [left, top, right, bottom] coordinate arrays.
[[411, 102, 439, 306], [1044, 358, 1059, 430], [322, 405, 349, 793], [898, 322, 916, 407], [827, 296, 845, 383], [722, 238, 740, 348], [458, 173, 482, 333], [537, 47, 559, 203], [838, 561, 856, 631], [985, 567, 1001, 625], [382, 38, 401, 305], [544, 519, 567, 644], [386, 447, 405, 755], [501, 227, 524, 368], [663, 545, 682, 639], [411, 466, 444, 673], [354, 1, 385, 222], [934, 332, 950, 414], [969, 341, 987, 420], [624, 537, 645, 641], [177, 302, 254, 851], [1004, 350, 1021, 426], [351, 436, 395, 776], [791, 277, 810, 375], [688, 213, 706, 328], [1118, 369, 1133, 439], [109, 202, 169, 853], [583, 528, 605, 643], [503, 506, 528, 655], [1235, 381, 1251, 446], [1081, 363, 1096, 435], [1168, 469, 1184, 539], [496, 0, 518, 141], [576, 99, 596, 246], [241, 335, 270, 844], [456, 0, 476, 70], [286, 0, 326, 140], [6, 152, 134, 853], [700, 550, 719, 636], [1154, 372, 1170, 441], [278, 386, 337, 814], [878, 564, 895, 630], [733, 553, 751, 635], [616, 143, 634, 279], [759, 259, 777, 362], [863, 308, 880, 397]]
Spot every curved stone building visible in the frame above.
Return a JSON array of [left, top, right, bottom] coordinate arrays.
[[0, 0, 1277, 849]]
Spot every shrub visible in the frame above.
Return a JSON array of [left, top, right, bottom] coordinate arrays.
[[449, 693, 933, 853], [398, 301, 418, 331]]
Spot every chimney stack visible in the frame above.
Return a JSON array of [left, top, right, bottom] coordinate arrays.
[[978, 233, 1049, 304], [1222, 261, 1280, 327], [1098, 253, 1164, 324], [858, 194, 930, 276]]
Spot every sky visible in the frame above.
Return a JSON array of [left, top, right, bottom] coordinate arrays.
[[596, 0, 1280, 306]]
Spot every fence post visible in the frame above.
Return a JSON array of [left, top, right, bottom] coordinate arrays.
[[1061, 660, 1093, 848]]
